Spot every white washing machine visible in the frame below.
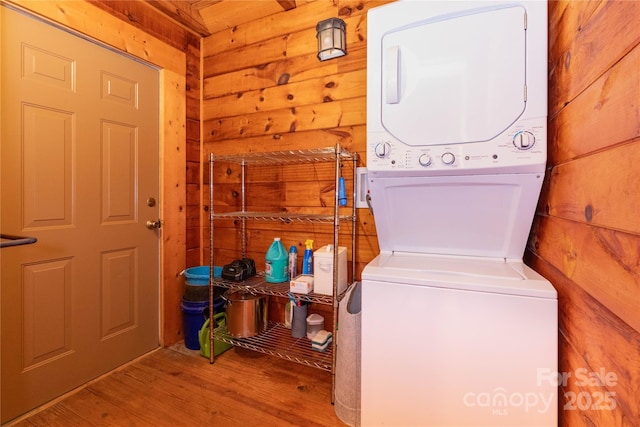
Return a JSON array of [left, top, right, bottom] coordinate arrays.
[[361, 1, 558, 426]]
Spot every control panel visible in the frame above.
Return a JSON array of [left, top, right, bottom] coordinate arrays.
[[367, 117, 546, 174]]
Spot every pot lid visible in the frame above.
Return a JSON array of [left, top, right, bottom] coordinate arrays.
[[225, 289, 264, 301]]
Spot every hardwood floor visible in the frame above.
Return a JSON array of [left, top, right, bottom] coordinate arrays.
[[7, 344, 348, 426]]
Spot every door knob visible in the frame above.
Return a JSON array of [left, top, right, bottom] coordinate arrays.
[[146, 219, 162, 230]]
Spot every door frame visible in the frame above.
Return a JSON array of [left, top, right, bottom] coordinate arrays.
[[2, 0, 188, 346]]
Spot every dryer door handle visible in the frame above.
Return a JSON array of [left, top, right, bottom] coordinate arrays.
[[386, 45, 400, 104]]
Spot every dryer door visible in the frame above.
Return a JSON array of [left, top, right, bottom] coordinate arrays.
[[381, 5, 526, 146]]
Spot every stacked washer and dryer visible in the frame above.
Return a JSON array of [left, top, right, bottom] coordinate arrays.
[[361, 1, 558, 426]]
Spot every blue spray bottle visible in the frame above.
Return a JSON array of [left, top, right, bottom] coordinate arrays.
[[302, 239, 314, 275], [338, 176, 347, 206]]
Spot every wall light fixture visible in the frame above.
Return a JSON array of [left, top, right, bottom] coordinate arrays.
[[316, 18, 346, 61]]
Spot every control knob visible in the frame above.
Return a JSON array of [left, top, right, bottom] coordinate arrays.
[[418, 154, 432, 167], [374, 142, 391, 158], [441, 152, 455, 165], [513, 131, 535, 150]]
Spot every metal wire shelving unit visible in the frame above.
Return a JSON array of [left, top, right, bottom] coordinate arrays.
[[207, 144, 358, 402]]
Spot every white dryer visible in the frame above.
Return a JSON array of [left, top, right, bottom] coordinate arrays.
[[361, 1, 557, 426]]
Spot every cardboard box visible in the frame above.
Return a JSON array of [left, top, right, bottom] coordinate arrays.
[[290, 275, 314, 294]]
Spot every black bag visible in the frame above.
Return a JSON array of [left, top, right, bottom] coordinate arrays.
[[221, 258, 256, 281]]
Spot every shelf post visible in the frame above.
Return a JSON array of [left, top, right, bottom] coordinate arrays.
[[241, 161, 247, 258], [352, 153, 358, 283], [209, 153, 216, 364], [331, 143, 342, 404]]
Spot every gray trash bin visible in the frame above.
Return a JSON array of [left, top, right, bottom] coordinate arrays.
[[335, 281, 362, 426]]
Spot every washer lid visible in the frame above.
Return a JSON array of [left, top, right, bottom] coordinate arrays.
[[362, 252, 557, 299], [380, 5, 526, 146], [367, 173, 543, 260]]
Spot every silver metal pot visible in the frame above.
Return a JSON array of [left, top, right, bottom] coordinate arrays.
[[223, 289, 268, 338]]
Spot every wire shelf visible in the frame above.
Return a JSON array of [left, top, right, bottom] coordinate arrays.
[[210, 147, 356, 166], [214, 321, 332, 371], [213, 274, 334, 305], [211, 211, 354, 224]]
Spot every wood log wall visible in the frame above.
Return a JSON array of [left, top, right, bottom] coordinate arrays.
[[526, 1, 640, 425], [200, 0, 392, 284]]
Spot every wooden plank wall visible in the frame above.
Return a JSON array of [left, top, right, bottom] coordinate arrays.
[[201, 0, 392, 292], [527, 1, 640, 425], [185, 32, 202, 270]]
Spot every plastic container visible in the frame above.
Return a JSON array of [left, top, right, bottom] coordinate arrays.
[[284, 301, 293, 329], [180, 298, 209, 350], [313, 245, 347, 295], [198, 312, 233, 358], [291, 304, 308, 338], [306, 313, 325, 339], [183, 284, 210, 302], [180, 297, 224, 350], [302, 239, 314, 274], [182, 265, 222, 285], [265, 237, 289, 283]]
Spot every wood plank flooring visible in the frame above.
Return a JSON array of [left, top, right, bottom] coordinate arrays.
[[7, 344, 348, 427]]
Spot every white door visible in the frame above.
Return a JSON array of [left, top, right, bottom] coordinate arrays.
[[1, 6, 160, 422]]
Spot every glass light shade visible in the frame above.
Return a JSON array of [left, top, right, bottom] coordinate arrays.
[[316, 18, 346, 61]]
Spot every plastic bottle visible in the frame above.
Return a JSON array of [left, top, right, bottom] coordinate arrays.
[[302, 239, 314, 275], [288, 245, 298, 278], [338, 176, 347, 206], [284, 301, 292, 329], [265, 237, 289, 283]]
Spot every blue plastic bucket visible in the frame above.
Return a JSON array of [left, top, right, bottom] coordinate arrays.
[[183, 266, 222, 285], [181, 297, 224, 350]]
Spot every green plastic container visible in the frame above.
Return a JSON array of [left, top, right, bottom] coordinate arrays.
[[199, 312, 233, 358]]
